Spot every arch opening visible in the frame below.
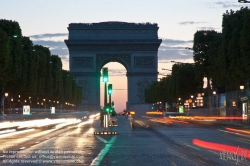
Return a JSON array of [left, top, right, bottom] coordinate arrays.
[[100, 62, 127, 113]]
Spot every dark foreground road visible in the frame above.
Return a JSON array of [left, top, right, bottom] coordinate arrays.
[[0, 113, 250, 166]]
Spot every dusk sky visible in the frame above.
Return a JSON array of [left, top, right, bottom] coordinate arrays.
[[1, 0, 248, 111]]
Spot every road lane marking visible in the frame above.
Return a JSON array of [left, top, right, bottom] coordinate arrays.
[[0, 129, 16, 135], [91, 136, 117, 166], [218, 129, 250, 137], [95, 135, 108, 143], [171, 162, 177, 166], [0, 128, 35, 138]]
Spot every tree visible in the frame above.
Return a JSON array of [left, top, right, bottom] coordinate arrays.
[[0, 28, 10, 108], [193, 30, 221, 114], [0, 19, 23, 96], [22, 37, 38, 101], [145, 63, 201, 108], [0, 28, 10, 88], [51, 55, 63, 101]]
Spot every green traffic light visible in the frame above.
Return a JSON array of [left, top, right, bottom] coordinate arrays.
[[102, 68, 109, 82], [108, 84, 112, 94], [103, 77, 108, 82]]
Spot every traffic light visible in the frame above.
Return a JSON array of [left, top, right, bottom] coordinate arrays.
[[111, 101, 114, 108], [109, 108, 113, 113], [102, 68, 109, 82], [108, 84, 112, 94], [104, 105, 110, 114]]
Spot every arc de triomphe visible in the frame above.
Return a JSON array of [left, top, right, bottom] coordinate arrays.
[[65, 22, 162, 111]]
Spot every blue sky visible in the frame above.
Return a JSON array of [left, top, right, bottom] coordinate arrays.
[[1, 0, 248, 111]]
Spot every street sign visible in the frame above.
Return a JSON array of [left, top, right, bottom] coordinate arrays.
[[23, 105, 30, 115], [51, 107, 55, 114]]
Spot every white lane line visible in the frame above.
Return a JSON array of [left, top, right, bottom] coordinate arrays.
[[0, 129, 16, 134], [0, 129, 35, 138], [90, 136, 117, 166], [95, 135, 108, 144], [218, 129, 250, 137], [209, 150, 218, 155]]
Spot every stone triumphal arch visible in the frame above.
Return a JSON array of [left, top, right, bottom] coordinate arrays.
[[65, 22, 162, 111]]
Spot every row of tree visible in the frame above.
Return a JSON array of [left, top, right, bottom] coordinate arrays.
[[145, 7, 250, 113], [0, 19, 82, 108], [145, 63, 202, 104]]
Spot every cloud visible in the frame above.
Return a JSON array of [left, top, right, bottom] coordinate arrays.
[[32, 40, 66, 48], [196, 27, 219, 30], [214, 1, 248, 8], [108, 69, 126, 76], [178, 21, 207, 25], [32, 40, 68, 58], [32, 40, 69, 61], [30, 36, 194, 70], [158, 38, 193, 61], [29, 33, 68, 39]]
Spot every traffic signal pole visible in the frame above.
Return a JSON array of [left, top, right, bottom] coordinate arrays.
[[102, 68, 109, 131], [108, 84, 112, 110], [94, 68, 117, 135], [104, 82, 107, 110]]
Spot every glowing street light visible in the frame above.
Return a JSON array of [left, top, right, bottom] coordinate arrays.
[[3, 93, 8, 114]]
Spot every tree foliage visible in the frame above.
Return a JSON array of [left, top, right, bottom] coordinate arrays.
[[0, 19, 82, 108], [0, 28, 10, 88], [145, 64, 201, 105]]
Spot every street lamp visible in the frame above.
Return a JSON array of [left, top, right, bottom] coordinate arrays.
[[240, 85, 244, 90], [3, 93, 8, 114], [11, 98, 13, 113], [43, 99, 46, 112], [178, 97, 181, 104]]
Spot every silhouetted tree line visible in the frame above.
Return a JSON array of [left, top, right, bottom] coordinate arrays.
[[0, 19, 82, 108], [145, 7, 250, 111], [145, 63, 202, 104]]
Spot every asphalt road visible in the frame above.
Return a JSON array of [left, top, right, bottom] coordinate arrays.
[[0, 113, 250, 166]]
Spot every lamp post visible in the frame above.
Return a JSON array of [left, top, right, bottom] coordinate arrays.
[[213, 90, 218, 115], [43, 99, 46, 112], [11, 98, 13, 113], [4, 93, 8, 114], [29, 96, 31, 107], [57, 101, 59, 111]]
